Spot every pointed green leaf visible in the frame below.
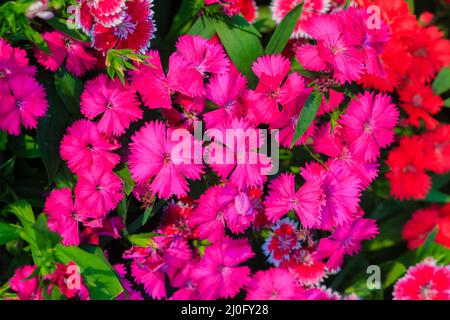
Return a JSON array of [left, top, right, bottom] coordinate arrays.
[[265, 4, 303, 55], [433, 67, 450, 95], [291, 90, 323, 147]]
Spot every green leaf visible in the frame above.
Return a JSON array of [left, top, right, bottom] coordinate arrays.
[[127, 232, 162, 247], [0, 131, 7, 151], [55, 245, 123, 300], [214, 17, 263, 83], [37, 74, 70, 183], [406, 0, 414, 13], [425, 189, 450, 203], [382, 261, 406, 289], [116, 166, 134, 196], [3, 200, 35, 227], [8, 135, 40, 159], [444, 97, 450, 108], [46, 16, 90, 42], [54, 67, 83, 118], [166, 0, 204, 41], [188, 15, 216, 38], [265, 4, 303, 55], [291, 90, 323, 147], [0, 221, 20, 245], [416, 227, 438, 261], [433, 67, 450, 95]]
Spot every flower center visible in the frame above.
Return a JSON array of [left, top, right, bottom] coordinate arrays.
[[412, 94, 423, 107], [114, 16, 137, 40], [419, 282, 437, 300], [15, 99, 24, 110]]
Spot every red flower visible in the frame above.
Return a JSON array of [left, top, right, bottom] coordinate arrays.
[[386, 136, 431, 200], [398, 82, 443, 130]]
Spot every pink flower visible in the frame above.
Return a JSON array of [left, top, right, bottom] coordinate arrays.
[[35, 31, 97, 77], [189, 185, 226, 243], [267, 75, 315, 147], [0, 39, 36, 86], [271, 0, 331, 38], [192, 237, 254, 299], [44, 188, 80, 246], [130, 50, 203, 109], [125, 235, 192, 299], [337, 7, 390, 78], [316, 216, 378, 270], [246, 268, 302, 300], [92, 0, 155, 54], [175, 35, 230, 96], [301, 161, 362, 230], [9, 265, 42, 300], [340, 91, 399, 162], [247, 55, 305, 124], [115, 264, 143, 300], [0, 75, 47, 135], [206, 117, 272, 190], [264, 173, 323, 228], [296, 14, 364, 83], [218, 183, 258, 234], [74, 167, 124, 222], [60, 119, 120, 174], [81, 74, 142, 136], [204, 66, 247, 129], [393, 258, 450, 300], [129, 121, 204, 199]]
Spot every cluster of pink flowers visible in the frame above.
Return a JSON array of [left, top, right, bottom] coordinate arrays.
[[0, 39, 48, 135], [2, 0, 449, 301]]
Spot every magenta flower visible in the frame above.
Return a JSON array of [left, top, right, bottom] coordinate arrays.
[[204, 66, 247, 129], [191, 237, 254, 299], [74, 167, 124, 222], [337, 7, 390, 78], [316, 216, 378, 270], [340, 91, 399, 162], [129, 121, 204, 199], [0, 75, 47, 135], [35, 31, 97, 77], [60, 119, 120, 174], [125, 235, 192, 299], [296, 14, 364, 83], [264, 173, 323, 228], [218, 183, 257, 234], [81, 74, 142, 136], [44, 188, 80, 246], [206, 117, 272, 190], [0, 39, 36, 86], [176, 34, 230, 78], [245, 268, 302, 300], [115, 264, 143, 300], [301, 160, 362, 230], [247, 55, 306, 124], [268, 75, 316, 147], [130, 50, 204, 109], [188, 185, 226, 243], [9, 265, 42, 300]]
